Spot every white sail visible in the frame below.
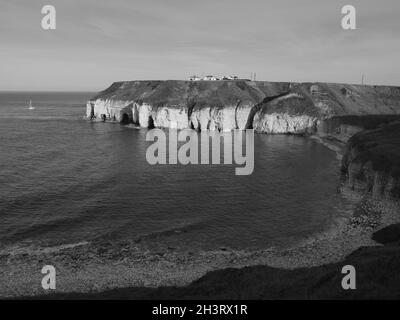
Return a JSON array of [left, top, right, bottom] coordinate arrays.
[[28, 100, 35, 110]]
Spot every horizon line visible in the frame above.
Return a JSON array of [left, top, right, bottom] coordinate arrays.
[[1, 78, 400, 92]]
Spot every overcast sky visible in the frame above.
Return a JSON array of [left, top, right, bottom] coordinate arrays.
[[0, 0, 399, 91]]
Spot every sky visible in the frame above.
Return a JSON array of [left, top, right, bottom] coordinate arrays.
[[0, 0, 399, 91]]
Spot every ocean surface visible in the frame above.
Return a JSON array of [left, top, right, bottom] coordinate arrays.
[[0, 92, 350, 253]]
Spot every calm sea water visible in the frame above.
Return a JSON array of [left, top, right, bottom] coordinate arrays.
[[0, 92, 348, 252]]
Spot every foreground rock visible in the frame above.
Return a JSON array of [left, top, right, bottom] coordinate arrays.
[[87, 80, 400, 135]]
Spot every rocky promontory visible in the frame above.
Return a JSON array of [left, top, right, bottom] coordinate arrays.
[[87, 80, 400, 135]]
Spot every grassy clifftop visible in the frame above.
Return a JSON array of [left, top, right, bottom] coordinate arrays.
[[92, 80, 290, 109]]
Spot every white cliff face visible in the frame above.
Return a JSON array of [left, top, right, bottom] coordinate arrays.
[[132, 104, 139, 124], [251, 92, 319, 134], [88, 97, 317, 134], [190, 106, 212, 130], [88, 99, 134, 122], [253, 112, 318, 134], [136, 103, 189, 129], [89, 100, 189, 129], [153, 106, 188, 129], [88, 98, 318, 134], [190, 105, 243, 131], [236, 104, 254, 130], [137, 103, 153, 128], [86, 102, 94, 119], [212, 106, 237, 132]]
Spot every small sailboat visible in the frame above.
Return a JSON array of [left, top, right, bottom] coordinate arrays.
[[28, 100, 35, 110]]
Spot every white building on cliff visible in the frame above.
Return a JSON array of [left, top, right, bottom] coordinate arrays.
[[202, 75, 219, 81], [189, 75, 201, 81]]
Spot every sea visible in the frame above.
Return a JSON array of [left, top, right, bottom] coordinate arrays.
[[0, 92, 350, 253]]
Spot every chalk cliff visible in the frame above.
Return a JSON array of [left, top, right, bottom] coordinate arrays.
[[87, 80, 400, 135]]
